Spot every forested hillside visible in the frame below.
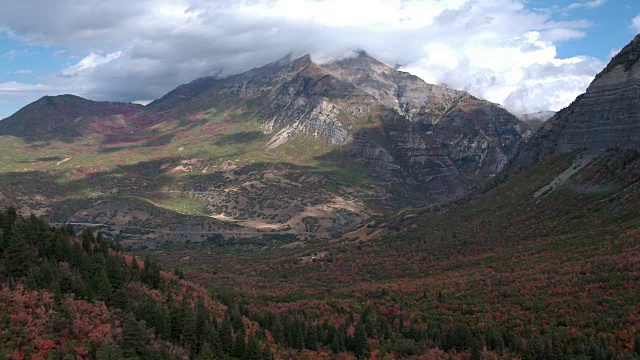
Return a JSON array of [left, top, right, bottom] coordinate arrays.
[[0, 209, 269, 360]]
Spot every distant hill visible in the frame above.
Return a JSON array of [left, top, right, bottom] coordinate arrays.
[[0, 94, 142, 137]]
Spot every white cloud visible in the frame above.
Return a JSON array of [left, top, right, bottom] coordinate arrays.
[[0, 0, 608, 116], [0, 81, 50, 93], [14, 69, 32, 74], [60, 51, 122, 77], [631, 14, 640, 32], [566, 0, 606, 11], [609, 48, 621, 60], [0, 49, 29, 59], [132, 100, 152, 106]]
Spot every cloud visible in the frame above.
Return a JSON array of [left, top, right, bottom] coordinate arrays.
[[631, 14, 640, 32], [566, 0, 606, 11], [14, 69, 32, 74], [0, 49, 29, 59], [0, 0, 607, 117], [60, 52, 122, 77], [0, 81, 51, 94]]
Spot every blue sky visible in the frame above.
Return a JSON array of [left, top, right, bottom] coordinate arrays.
[[533, 0, 639, 60], [0, 0, 639, 119]]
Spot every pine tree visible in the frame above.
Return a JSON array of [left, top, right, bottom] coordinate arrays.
[[130, 257, 140, 281], [97, 342, 124, 360], [219, 317, 234, 354], [81, 228, 94, 252], [121, 315, 145, 358], [183, 305, 198, 350], [206, 327, 223, 359], [234, 326, 247, 359], [353, 322, 367, 359], [195, 298, 210, 351], [291, 319, 304, 350], [6, 228, 33, 279], [331, 332, 343, 354], [245, 334, 262, 360], [155, 305, 170, 340], [470, 338, 482, 360], [305, 324, 318, 350], [271, 317, 285, 345], [95, 267, 112, 302], [110, 287, 129, 311], [197, 343, 217, 360]]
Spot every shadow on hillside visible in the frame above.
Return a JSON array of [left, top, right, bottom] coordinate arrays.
[[214, 131, 264, 146], [0, 157, 336, 222]]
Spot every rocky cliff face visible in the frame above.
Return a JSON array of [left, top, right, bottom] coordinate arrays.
[[511, 34, 640, 169]]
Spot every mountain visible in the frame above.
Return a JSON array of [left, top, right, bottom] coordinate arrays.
[[149, 52, 530, 190], [0, 52, 529, 239], [2, 42, 640, 360], [511, 34, 640, 169], [0, 94, 143, 137]]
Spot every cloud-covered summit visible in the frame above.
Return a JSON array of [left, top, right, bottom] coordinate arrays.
[[0, 0, 628, 117]]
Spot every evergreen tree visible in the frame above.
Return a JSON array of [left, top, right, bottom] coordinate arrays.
[[97, 342, 124, 360], [271, 317, 285, 345], [206, 327, 223, 359], [219, 318, 234, 354], [234, 326, 246, 359], [304, 324, 318, 350], [81, 228, 94, 252], [446, 323, 473, 351], [195, 298, 210, 351], [182, 305, 198, 350], [353, 322, 367, 359], [121, 315, 145, 358], [6, 228, 33, 279], [197, 342, 217, 360], [245, 335, 262, 360], [291, 319, 304, 350], [111, 287, 129, 310], [155, 305, 171, 340], [486, 327, 505, 351], [331, 331, 343, 354], [95, 267, 112, 302], [130, 257, 140, 282]]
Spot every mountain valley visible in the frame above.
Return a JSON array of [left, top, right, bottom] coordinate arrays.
[[1, 27, 640, 360]]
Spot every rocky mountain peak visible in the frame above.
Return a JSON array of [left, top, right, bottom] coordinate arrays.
[[588, 33, 640, 92]]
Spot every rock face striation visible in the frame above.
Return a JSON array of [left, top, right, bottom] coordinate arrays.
[[511, 34, 640, 169]]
